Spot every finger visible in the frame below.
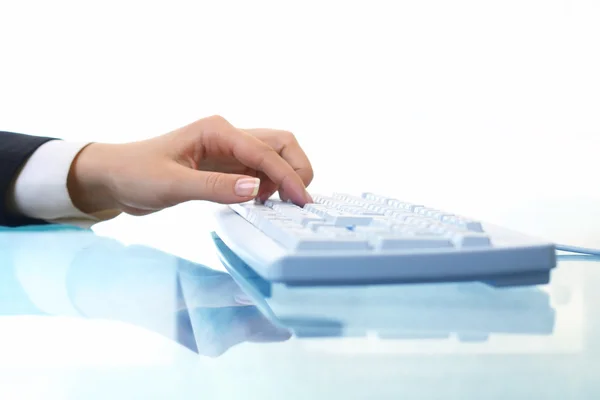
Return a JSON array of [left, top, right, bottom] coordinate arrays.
[[234, 139, 310, 206], [257, 179, 278, 203], [254, 175, 304, 203], [263, 135, 314, 203], [203, 119, 311, 206], [243, 129, 314, 187], [276, 134, 314, 187], [253, 171, 278, 203], [169, 165, 261, 204]]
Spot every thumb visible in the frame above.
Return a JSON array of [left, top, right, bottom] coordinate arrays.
[[172, 166, 261, 204]]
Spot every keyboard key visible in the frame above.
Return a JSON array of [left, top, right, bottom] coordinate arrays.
[[403, 216, 433, 227], [336, 205, 364, 213], [426, 224, 450, 235], [261, 201, 322, 225], [315, 226, 358, 237], [415, 208, 453, 219], [459, 221, 484, 233], [267, 201, 301, 212], [442, 216, 484, 232], [278, 228, 371, 251], [304, 205, 373, 226], [383, 210, 413, 220], [365, 204, 391, 213], [356, 209, 387, 216], [332, 193, 354, 202], [252, 209, 281, 219], [329, 214, 374, 227], [255, 216, 293, 231], [428, 211, 456, 220], [284, 210, 323, 225], [453, 233, 491, 247], [334, 193, 382, 209], [304, 204, 329, 214], [351, 226, 393, 235], [404, 204, 425, 212], [370, 235, 454, 251], [291, 213, 323, 226], [306, 221, 335, 231], [386, 199, 423, 212], [262, 219, 305, 233], [361, 192, 391, 203], [294, 237, 371, 251], [312, 195, 345, 207], [385, 199, 407, 209], [338, 205, 384, 216], [369, 216, 398, 228]]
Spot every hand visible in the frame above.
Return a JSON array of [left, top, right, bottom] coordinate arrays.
[[67, 115, 314, 216], [177, 263, 291, 357]]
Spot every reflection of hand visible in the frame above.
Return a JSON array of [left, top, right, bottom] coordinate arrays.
[[187, 306, 292, 358], [68, 116, 314, 216], [178, 262, 291, 357], [177, 261, 255, 309], [14, 225, 291, 358]]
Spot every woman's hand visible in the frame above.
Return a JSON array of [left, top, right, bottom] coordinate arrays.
[[67, 115, 314, 216]]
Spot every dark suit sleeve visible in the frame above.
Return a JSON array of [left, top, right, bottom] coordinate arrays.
[[0, 131, 56, 227]]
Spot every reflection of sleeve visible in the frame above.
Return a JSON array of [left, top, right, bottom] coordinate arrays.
[[13, 228, 180, 334], [0, 241, 47, 316], [8, 140, 121, 228], [13, 229, 100, 317]]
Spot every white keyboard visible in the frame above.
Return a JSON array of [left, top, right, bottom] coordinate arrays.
[[213, 193, 556, 284]]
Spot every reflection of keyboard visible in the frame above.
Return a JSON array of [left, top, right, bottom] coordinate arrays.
[[212, 233, 557, 340], [213, 193, 556, 284]]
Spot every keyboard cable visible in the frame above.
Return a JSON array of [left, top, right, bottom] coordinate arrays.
[[555, 244, 600, 256]]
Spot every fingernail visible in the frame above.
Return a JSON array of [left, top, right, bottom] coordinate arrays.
[[235, 177, 260, 197]]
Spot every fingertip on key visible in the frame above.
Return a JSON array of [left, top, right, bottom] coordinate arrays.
[[305, 191, 314, 204]]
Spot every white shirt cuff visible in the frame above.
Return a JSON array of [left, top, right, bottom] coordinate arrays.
[[9, 140, 120, 226]]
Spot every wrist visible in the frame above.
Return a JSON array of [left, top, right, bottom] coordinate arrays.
[[67, 143, 119, 214]]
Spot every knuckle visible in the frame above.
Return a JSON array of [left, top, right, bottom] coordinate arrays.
[[197, 115, 232, 144], [204, 172, 223, 195], [279, 130, 297, 144], [204, 114, 229, 128], [208, 114, 227, 123], [305, 166, 315, 184]]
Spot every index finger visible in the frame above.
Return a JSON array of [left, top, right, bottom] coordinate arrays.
[[242, 129, 314, 187], [203, 119, 311, 206]]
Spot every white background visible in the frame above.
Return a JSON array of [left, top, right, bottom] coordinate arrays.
[[1, 0, 599, 245], [0, 2, 597, 390]]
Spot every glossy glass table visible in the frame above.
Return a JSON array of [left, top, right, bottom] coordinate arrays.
[[1, 206, 599, 399]]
